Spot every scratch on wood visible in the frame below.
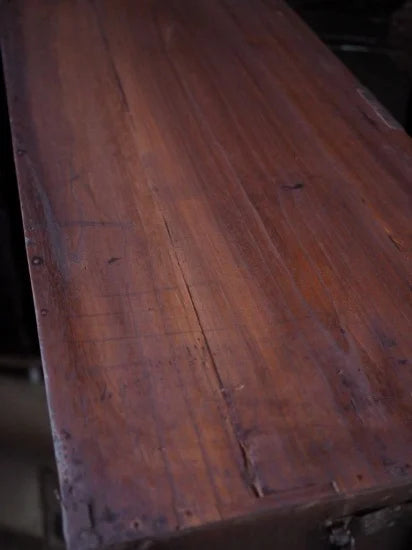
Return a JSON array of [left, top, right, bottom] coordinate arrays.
[[161, 213, 262, 497], [331, 480, 341, 494], [386, 232, 402, 251], [281, 182, 304, 190], [239, 440, 265, 498], [92, 0, 131, 113], [351, 398, 364, 425]]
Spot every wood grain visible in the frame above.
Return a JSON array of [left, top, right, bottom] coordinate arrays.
[[1, 1, 412, 548]]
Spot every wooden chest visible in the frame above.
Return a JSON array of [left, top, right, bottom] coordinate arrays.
[[2, 1, 412, 548]]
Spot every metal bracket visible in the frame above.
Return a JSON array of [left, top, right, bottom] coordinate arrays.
[[328, 517, 355, 549]]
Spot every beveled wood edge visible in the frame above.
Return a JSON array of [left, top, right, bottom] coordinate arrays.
[[107, 478, 412, 549]]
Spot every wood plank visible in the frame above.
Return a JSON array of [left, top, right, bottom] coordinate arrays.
[[1, 1, 412, 548]]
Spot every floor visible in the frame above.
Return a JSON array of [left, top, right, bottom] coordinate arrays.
[[0, 372, 64, 549]]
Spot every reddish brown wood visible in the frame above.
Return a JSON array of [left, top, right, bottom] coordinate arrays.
[[1, 1, 412, 548]]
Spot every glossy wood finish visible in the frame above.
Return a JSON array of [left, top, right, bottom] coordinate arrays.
[[2, 1, 412, 548]]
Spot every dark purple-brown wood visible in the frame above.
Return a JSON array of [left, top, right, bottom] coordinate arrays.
[[2, 1, 412, 548]]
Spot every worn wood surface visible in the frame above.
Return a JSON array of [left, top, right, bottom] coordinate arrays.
[[2, 1, 412, 548]]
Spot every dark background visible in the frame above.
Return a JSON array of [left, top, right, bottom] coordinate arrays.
[[0, 2, 411, 548]]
